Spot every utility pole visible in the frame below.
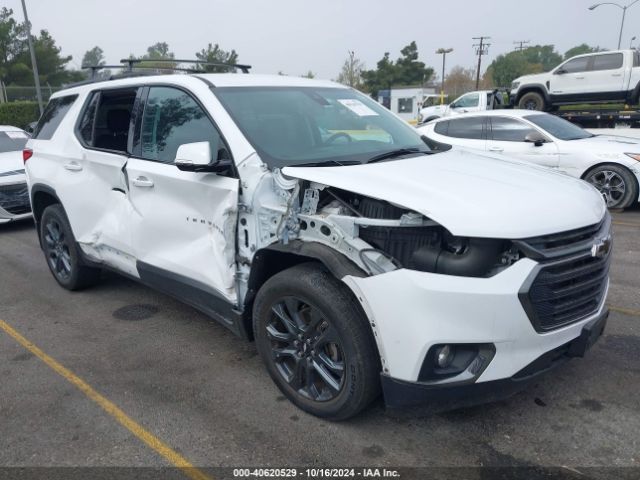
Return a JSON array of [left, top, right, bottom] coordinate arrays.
[[473, 36, 491, 90], [20, 0, 44, 115], [514, 40, 530, 52]]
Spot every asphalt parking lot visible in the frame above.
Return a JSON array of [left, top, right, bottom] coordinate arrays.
[[1, 210, 639, 479]]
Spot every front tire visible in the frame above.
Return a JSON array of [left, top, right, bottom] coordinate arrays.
[[40, 204, 101, 290], [518, 91, 546, 111], [584, 164, 638, 209], [253, 263, 380, 420]]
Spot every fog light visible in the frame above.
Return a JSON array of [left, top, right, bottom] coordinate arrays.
[[435, 345, 455, 368]]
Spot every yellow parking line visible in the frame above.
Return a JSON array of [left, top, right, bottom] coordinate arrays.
[[609, 305, 640, 317], [0, 318, 213, 480]]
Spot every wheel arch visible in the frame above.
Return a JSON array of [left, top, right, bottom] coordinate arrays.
[[30, 184, 62, 245], [242, 241, 368, 340], [581, 161, 640, 205]]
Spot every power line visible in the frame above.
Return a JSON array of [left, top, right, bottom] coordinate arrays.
[[472, 36, 491, 90], [513, 40, 530, 52]]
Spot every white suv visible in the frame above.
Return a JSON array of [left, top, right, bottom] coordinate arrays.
[[25, 72, 611, 419]]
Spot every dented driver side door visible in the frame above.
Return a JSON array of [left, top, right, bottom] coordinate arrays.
[[125, 86, 239, 305]]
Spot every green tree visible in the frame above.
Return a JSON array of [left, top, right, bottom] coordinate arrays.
[[195, 43, 239, 72], [300, 70, 315, 79], [0, 7, 25, 69], [81, 46, 105, 67], [520, 45, 562, 71], [139, 42, 176, 72], [564, 44, 604, 60], [362, 42, 434, 98]]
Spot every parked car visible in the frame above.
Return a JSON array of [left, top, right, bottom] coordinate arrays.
[[418, 89, 507, 123], [511, 49, 640, 111], [418, 110, 640, 209], [26, 73, 611, 419], [0, 125, 32, 224]]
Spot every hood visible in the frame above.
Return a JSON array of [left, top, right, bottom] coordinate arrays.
[[0, 151, 26, 185], [283, 149, 606, 239], [578, 133, 640, 150]]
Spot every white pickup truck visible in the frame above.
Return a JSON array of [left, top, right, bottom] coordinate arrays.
[[418, 90, 507, 123], [511, 49, 640, 111]]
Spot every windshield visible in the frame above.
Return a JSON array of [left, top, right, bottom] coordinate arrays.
[[0, 131, 28, 153], [524, 114, 593, 141], [213, 86, 430, 168]]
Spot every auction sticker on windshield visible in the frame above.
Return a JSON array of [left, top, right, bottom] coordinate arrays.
[[5, 131, 28, 139], [337, 99, 378, 117]]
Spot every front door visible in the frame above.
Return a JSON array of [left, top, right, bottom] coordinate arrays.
[[126, 86, 239, 305], [487, 116, 559, 168]]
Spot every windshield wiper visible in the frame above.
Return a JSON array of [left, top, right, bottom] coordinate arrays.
[[365, 147, 430, 164], [292, 159, 362, 168]]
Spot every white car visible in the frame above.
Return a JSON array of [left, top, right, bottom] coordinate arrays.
[[511, 49, 640, 111], [418, 110, 640, 209], [0, 125, 32, 223], [26, 72, 610, 419], [418, 90, 506, 124]]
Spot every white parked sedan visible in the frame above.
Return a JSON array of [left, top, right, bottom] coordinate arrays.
[[0, 125, 32, 223], [417, 110, 640, 208]]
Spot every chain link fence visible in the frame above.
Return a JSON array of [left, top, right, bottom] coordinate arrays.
[[0, 83, 63, 103]]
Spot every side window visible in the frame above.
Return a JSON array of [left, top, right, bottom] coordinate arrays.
[[490, 117, 537, 142], [77, 88, 138, 153], [591, 53, 624, 71], [434, 120, 449, 136], [33, 95, 78, 140], [454, 93, 480, 108], [77, 93, 100, 145], [444, 117, 485, 140], [560, 57, 589, 73], [140, 87, 223, 164], [634, 51, 640, 67], [398, 98, 413, 113]]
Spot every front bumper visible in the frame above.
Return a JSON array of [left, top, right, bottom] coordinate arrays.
[[381, 309, 608, 409], [0, 180, 32, 223], [343, 257, 609, 391]]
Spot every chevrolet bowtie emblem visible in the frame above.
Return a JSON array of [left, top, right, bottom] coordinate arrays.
[[591, 236, 612, 258]]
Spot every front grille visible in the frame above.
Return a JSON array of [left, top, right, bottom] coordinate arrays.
[[0, 183, 31, 215], [518, 213, 612, 332]]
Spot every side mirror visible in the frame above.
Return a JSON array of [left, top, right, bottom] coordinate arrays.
[[174, 141, 231, 173], [25, 121, 37, 135], [555, 68, 567, 75], [525, 132, 546, 147]]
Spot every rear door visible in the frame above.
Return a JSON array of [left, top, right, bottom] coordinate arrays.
[[587, 52, 626, 96], [431, 116, 487, 151], [486, 116, 559, 168], [66, 87, 141, 274], [125, 85, 240, 305]]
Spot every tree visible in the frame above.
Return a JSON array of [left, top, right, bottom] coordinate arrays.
[[195, 43, 239, 72], [362, 42, 434, 98], [300, 70, 315, 79], [337, 50, 365, 88], [81, 46, 105, 67], [140, 42, 176, 72], [564, 44, 604, 60], [0, 8, 25, 69], [442, 65, 476, 96], [520, 45, 562, 71]]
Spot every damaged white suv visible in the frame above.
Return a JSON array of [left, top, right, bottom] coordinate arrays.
[[25, 73, 612, 419]]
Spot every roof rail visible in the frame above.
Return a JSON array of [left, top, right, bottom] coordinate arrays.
[[119, 58, 252, 74]]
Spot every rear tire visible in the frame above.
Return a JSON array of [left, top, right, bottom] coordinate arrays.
[[40, 204, 101, 290], [518, 91, 546, 111], [253, 263, 380, 420], [583, 164, 638, 209]]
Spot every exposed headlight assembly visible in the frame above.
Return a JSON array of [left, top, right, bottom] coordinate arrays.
[[625, 153, 640, 162], [511, 81, 520, 90]]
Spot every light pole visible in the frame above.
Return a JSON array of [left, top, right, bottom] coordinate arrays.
[[20, 0, 43, 115], [589, 0, 640, 50], [436, 48, 453, 105]]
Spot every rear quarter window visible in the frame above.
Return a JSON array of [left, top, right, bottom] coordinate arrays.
[[33, 95, 78, 140]]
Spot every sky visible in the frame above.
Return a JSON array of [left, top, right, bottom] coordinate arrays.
[[4, 0, 640, 80]]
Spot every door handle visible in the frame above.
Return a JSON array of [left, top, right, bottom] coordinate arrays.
[[132, 176, 154, 188], [488, 146, 504, 152], [612, 73, 622, 77], [575, 76, 585, 79], [64, 162, 82, 172]]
